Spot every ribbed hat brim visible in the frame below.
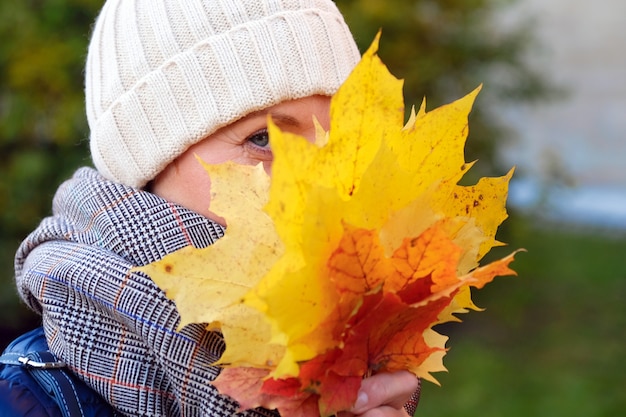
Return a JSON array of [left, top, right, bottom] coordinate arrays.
[[87, 2, 360, 188]]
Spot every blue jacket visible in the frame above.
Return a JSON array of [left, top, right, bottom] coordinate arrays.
[[0, 327, 118, 417]]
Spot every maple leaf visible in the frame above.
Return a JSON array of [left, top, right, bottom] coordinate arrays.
[[138, 32, 522, 417], [135, 162, 286, 369]]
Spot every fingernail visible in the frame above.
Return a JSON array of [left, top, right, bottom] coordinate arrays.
[[353, 391, 368, 411]]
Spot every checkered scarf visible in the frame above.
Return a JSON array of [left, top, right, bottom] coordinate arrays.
[[15, 167, 279, 417]]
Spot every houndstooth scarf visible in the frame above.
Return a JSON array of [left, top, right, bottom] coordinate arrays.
[[15, 167, 279, 417]]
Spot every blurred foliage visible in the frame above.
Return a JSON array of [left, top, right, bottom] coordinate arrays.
[[1, 1, 555, 341], [0, 0, 101, 335]]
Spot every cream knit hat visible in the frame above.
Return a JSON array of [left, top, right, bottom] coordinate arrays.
[[86, 0, 360, 188]]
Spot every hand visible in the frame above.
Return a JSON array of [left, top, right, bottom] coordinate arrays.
[[338, 371, 420, 417]]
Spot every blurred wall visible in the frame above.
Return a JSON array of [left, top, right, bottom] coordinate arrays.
[[499, 0, 626, 187]]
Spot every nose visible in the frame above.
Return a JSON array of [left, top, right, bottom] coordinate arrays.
[[263, 160, 272, 176]]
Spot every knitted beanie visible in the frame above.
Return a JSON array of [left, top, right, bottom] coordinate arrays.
[[86, 0, 360, 188]]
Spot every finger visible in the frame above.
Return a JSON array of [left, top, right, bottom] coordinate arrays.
[[351, 371, 419, 414], [345, 405, 410, 417]]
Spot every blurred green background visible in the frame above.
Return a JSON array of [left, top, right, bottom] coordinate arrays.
[[1, 1, 624, 416]]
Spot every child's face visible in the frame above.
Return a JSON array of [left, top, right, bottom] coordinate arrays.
[[150, 95, 331, 224]]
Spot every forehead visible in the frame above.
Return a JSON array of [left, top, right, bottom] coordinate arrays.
[[241, 95, 331, 124]]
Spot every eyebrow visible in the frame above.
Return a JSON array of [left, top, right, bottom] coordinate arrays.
[[247, 109, 301, 127]]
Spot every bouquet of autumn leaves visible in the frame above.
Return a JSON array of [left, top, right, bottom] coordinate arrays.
[[137, 34, 521, 417]]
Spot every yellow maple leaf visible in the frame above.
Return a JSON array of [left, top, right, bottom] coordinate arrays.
[[244, 33, 517, 379], [138, 32, 522, 416], [136, 162, 286, 368]]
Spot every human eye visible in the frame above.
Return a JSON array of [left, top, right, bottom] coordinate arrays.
[[244, 128, 272, 159], [247, 128, 270, 148]]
